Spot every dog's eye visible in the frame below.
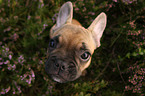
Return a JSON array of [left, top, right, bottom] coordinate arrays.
[[81, 52, 91, 61], [49, 39, 57, 48]]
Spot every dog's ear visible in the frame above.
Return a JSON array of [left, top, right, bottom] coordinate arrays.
[[50, 2, 73, 37], [88, 12, 107, 48], [54, 2, 73, 29]]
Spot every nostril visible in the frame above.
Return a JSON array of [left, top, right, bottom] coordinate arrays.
[[61, 65, 65, 70], [55, 63, 59, 67], [51, 57, 59, 68]]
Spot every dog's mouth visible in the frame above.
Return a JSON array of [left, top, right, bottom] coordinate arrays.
[[51, 74, 67, 83]]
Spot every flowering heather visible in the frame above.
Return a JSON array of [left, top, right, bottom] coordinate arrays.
[[113, 0, 137, 4], [0, 0, 144, 95], [0, 45, 35, 95], [125, 63, 145, 94]]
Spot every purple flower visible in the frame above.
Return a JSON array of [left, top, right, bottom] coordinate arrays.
[[113, 0, 118, 2], [0, 91, 5, 94], [9, 55, 12, 60], [38, 0, 44, 9], [4, 26, 11, 32], [14, 16, 18, 19], [13, 81, 22, 93], [0, 86, 10, 95], [39, 0, 43, 3], [52, 13, 58, 23], [18, 55, 25, 64], [122, 0, 136, 4], [0, 62, 3, 65], [0, 41, 2, 45], [12, 33, 19, 41], [41, 3, 44, 8], [4, 60, 9, 64], [12, 88, 16, 94], [39, 60, 43, 64], [8, 64, 16, 70], [43, 24, 48, 30], [7, 0, 10, 7], [21, 74, 27, 80], [38, 32, 42, 36], [13, 91, 15, 94], [43, 24, 48, 29], [75, 8, 79, 11], [5, 86, 10, 93], [5, 47, 9, 51], [28, 75, 32, 84], [27, 15, 31, 20], [16, 86, 21, 93], [31, 69, 35, 78]]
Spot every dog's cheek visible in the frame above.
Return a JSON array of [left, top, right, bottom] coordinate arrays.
[[79, 58, 92, 72]]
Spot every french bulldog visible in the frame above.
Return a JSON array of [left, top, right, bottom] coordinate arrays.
[[45, 1, 107, 83]]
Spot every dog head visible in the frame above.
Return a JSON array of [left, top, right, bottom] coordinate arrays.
[[45, 1, 107, 83]]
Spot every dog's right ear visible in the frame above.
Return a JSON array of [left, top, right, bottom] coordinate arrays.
[[88, 12, 107, 48], [50, 1, 73, 34]]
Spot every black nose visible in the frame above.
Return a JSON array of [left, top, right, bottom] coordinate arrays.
[[54, 61, 59, 67], [60, 65, 65, 70], [51, 57, 65, 71], [55, 62, 65, 71]]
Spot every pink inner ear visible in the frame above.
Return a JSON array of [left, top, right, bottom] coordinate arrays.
[[88, 12, 107, 48], [95, 38, 101, 48], [56, 2, 73, 28]]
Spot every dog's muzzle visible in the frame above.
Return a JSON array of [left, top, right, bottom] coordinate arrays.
[[45, 56, 78, 83]]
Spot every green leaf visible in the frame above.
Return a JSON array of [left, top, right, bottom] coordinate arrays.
[[126, 53, 130, 58], [79, 92, 84, 96], [132, 52, 137, 57]]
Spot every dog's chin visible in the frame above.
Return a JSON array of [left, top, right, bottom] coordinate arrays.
[[51, 75, 67, 83]]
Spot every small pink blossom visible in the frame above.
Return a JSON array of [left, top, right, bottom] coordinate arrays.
[[39, 0, 43, 3], [18, 55, 25, 64], [5, 86, 11, 93], [4, 26, 11, 32], [31, 69, 35, 78], [8, 64, 16, 70], [113, 0, 118, 2], [28, 75, 32, 84], [13, 91, 15, 94], [0, 91, 5, 94], [5, 47, 9, 51], [0, 62, 3, 65], [39, 60, 43, 64], [12, 33, 19, 41], [75, 8, 79, 11], [122, 0, 136, 4], [0, 41, 2, 45], [27, 15, 31, 20], [43, 24, 48, 30], [4, 60, 9, 64], [9, 55, 12, 60], [14, 16, 18, 19]]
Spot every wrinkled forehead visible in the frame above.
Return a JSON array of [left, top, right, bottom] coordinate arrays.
[[52, 24, 96, 53]]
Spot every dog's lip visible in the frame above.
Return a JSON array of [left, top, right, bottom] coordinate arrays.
[[50, 74, 67, 83]]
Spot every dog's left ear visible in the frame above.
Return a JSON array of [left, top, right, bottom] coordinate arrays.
[[50, 2, 73, 37], [56, 1, 73, 27], [88, 12, 107, 48], [53, 2, 73, 30]]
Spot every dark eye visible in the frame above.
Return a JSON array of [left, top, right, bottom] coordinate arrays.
[[49, 39, 57, 48], [81, 52, 91, 61]]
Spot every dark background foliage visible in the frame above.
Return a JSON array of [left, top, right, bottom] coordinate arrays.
[[0, 0, 144, 95]]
